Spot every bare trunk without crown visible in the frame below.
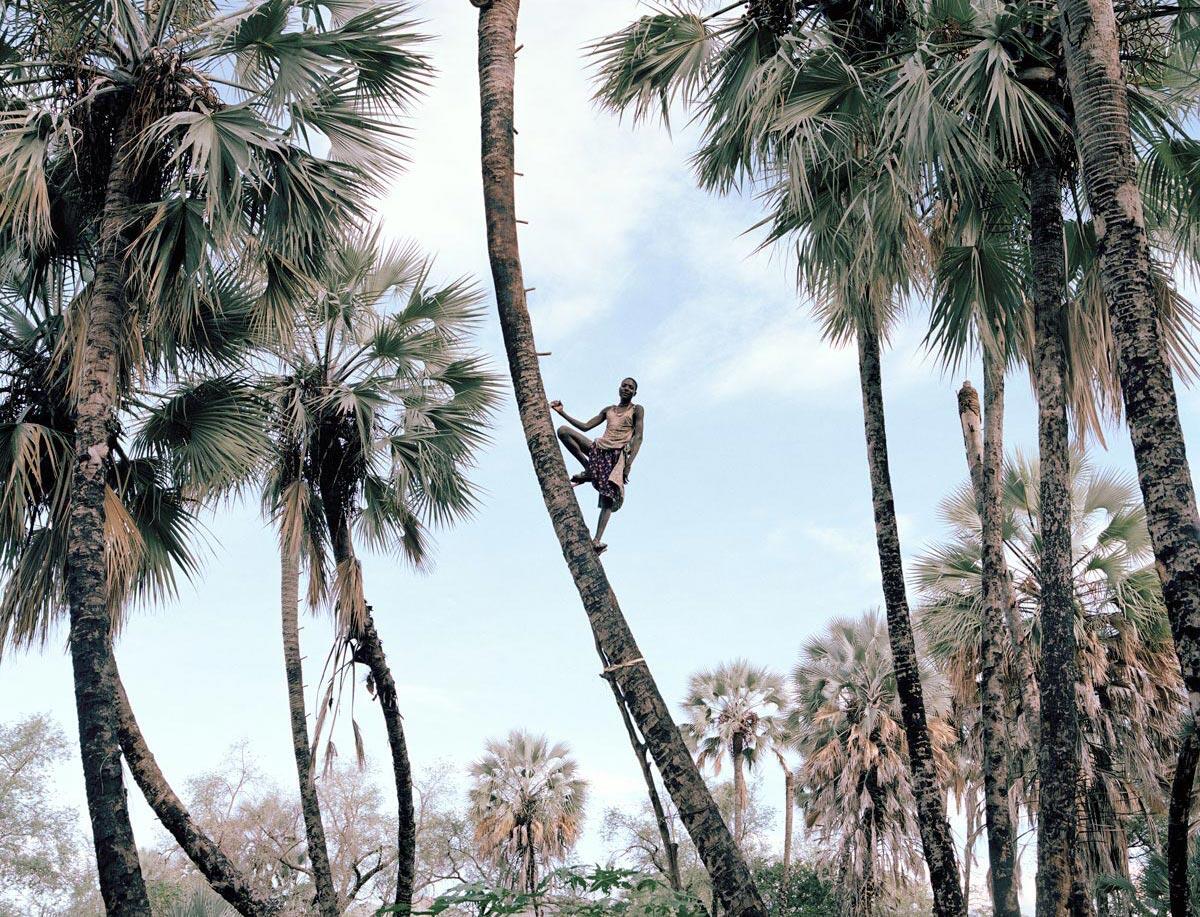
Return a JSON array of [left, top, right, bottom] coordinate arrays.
[[1057, 0, 1200, 906], [957, 370, 1021, 917], [1169, 730, 1198, 917], [281, 545, 340, 917], [782, 767, 794, 882], [472, 2, 766, 912], [856, 323, 965, 917], [64, 114, 152, 917], [1029, 163, 1080, 917], [115, 676, 281, 916]]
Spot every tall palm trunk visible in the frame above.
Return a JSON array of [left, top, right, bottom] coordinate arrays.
[[732, 735, 746, 845], [64, 115, 152, 917], [114, 675, 281, 916], [281, 545, 340, 917], [957, 371, 1020, 917], [472, 2, 765, 912], [1056, 0, 1200, 906], [780, 762, 794, 882], [325, 514, 416, 915], [855, 322, 965, 917], [603, 665, 682, 891], [1029, 162, 1080, 917]]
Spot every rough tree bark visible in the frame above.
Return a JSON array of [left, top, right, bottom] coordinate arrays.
[[780, 762, 794, 883], [957, 372, 1020, 917], [280, 545, 340, 917], [1029, 162, 1080, 917], [114, 676, 281, 916], [856, 323, 966, 917], [471, 1, 766, 912], [732, 734, 746, 845], [64, 115, 152, 917], [1169, 729, 1198, 917], [1057, 0, 1200, 907]]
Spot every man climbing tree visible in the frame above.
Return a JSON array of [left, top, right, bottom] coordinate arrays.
[[552, 377, 645, 554]]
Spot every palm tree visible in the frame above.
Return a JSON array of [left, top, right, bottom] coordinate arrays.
[[0, 263, 278, 916], [1055, 10, 1200, 908], [261, 228, 499, 916], [471, 2, 767, 913], [468, 731, 589, 897], [791, 612, 958, 917], [681, 661, 787, 846], [0, 0, 428, 906], [915, 449, 1186, 912], [590, 6, 964, 912]]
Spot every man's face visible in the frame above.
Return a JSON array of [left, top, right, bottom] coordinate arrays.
[[618, 379, 637, 399]]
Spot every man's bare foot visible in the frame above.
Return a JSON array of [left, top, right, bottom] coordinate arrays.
[[592, 540, 607, 555], [570, 472, 590, 486]]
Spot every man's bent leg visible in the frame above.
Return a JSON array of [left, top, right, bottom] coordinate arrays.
[[557, 426, 592, 468]]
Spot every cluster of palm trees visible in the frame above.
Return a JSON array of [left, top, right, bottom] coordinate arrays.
[[0, 2, 501, 915], [678, 446, 1181, 915], [572, 0, 1200, 912]]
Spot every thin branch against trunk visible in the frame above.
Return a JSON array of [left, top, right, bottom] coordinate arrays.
[[1057, 0, 1200, 903], [64, 113, 152, 917], [471, 3, 765, 913], [1169, 727, 1198, 917], [856, 322, 965, 917], [957, 370, 1021, 917], [1029, 162, 1080, 917], [114, 675, 282, 916], [281, 544, 340, 917], [602, 662, 682, 891]]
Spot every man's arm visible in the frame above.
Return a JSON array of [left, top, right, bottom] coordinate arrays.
[[551, 401, 607, 431], [625, 406, 645, 479]]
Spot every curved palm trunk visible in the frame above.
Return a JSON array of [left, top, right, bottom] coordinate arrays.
[[472, 3, 765, 913], [280, 545, 340, 917], [1169, 729, 1198, 917], [325, 516, 416, 915], [113, 675, 281, 916], [1029, 163, 1080, 917], [855, 323, 965, 917], [1057, 0, 1200, 903], [65, 117, 152, 916], [957, 372, 1020, 917], [603, 664, 682, 891]]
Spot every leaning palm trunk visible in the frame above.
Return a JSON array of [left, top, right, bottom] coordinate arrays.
[[281, 545, 340, 917], [855, 322, 966, 917], [114, 676, 281, 916], [64, 116, 152, 916], [1029, 163, 1080, 917], [327, 517, 416, 915], [472, 2, 765, 912], [1057, 0, 1200, 905], [957, 372, 1021, 917]]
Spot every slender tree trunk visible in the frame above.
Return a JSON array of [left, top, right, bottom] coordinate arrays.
[[957, 371, 1021, 917], [1057, 0, 1200, 902], [114, 675, 281, 916], [732, 736, 746, 845], [64, 115, 152, 917], [855, 322, 966, 917], [862, 812, 876, 917], [1029, 162, 1080, 917], [962, 796, 975, 911], [280, 545, 340, 917], [782, 766, 794, 883], [603, 662, 682, 891], [324, 514, 417, 915], [472, 2, 765, 913], [1170, 728, 1198, 917]]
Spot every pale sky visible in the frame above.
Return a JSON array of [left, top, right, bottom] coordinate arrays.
[[4, 1, 1200, 910]]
